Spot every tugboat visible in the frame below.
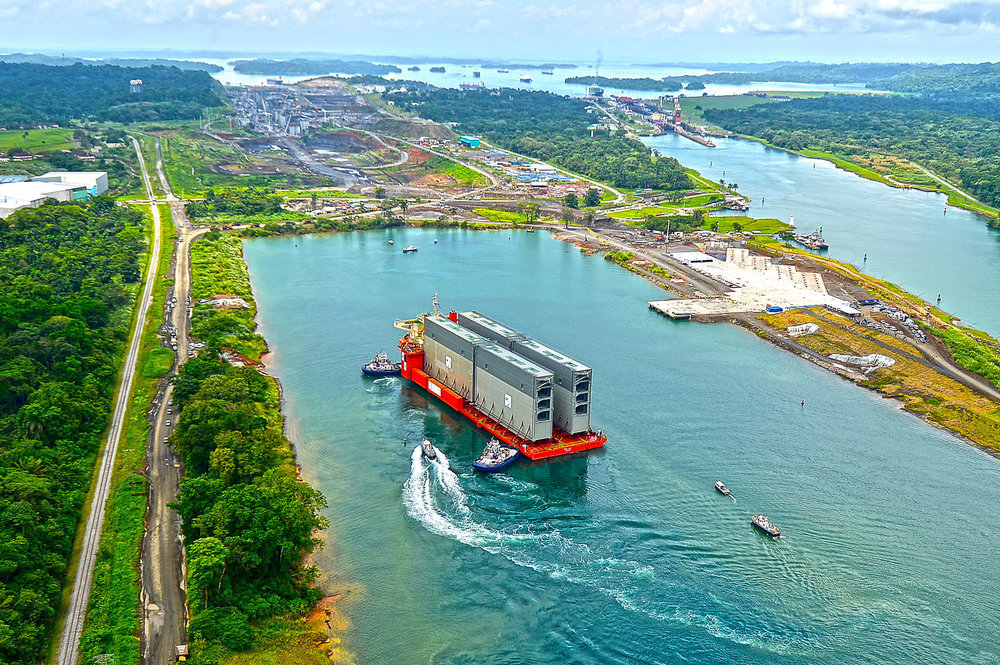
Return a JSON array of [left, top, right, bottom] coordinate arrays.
[[421, 438, 437, 461], [751, 514, 781, 538], [472, 438, 520, 473], [715, 480, 731, 496], [361, 352, 401, 377], [402, 245, 418, 253]]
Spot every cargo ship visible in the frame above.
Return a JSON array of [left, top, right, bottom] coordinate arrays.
[[395, 297, 606, 460]]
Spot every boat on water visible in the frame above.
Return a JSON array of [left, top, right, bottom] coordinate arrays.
[[362, 352, 401, 377], [520, 76, 533, 83], [473, 437, 520, 473], [402, 245, 418, 253], [421, 438, 437, 460], [751, 514, 781, 538], [473, 70, 481, 78], [715, 480, 731, 496], [387, 239, 394, 245], [793, 231, 829, 250], [541, 70, 554, 75], [433, 238, 438, 243], [497, 68, 509, 73]]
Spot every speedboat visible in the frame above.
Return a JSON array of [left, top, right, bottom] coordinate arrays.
[[751, 514, 781, 538], [433, 238, 438, 243], [472, 437, 520, 473], [361, 352, 401, 377], [402, 245, 418, 253], [421, 438, 437, 460], [715, 480, 731, 496], [387, 239, 394, 245]]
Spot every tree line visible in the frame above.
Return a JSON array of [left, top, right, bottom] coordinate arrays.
[[0, 199, 146, 664], [703, 94, 1000, 209], [392, 88, 690, 191], [0, 62, 225, 127], [169, 235, 327, 655], [185, 187, 285, 220]]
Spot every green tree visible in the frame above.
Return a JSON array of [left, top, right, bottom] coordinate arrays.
[[188, 537, 229, 611], [584, 188, 601, 207], [561, 207, 574, 228], [564, 192, 579, 209], [374, 186, 387, 199], [517, 201, 541, 223]]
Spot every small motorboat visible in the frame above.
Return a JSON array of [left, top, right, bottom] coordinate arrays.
[[751, 514, 781, 538], [387, 239, 394, 245], [421, 438, 437, 461], [472, 438, 520, 473], [361, 352, 401, 377], [402, 245, 418, 253], [433, 238, 438, 244], [715, 481, 731, 496]]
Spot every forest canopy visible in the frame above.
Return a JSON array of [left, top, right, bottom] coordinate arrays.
[[0, 199, 146, 664], [394, 88, 690, 191], [0, 62, 226, 127]]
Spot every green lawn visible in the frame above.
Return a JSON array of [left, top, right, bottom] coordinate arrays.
[[608, 206, 674, 219], [0, 128, 75, 153], [474, 208, 522, 223], [424, 156, 486, 186], [707, 216, 790, 234]]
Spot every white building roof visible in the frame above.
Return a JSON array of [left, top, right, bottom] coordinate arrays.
[[37, 171, 107, 187], [0, 181, 77, 205]]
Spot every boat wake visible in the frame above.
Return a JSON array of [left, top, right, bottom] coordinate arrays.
[[402, 446, 799, 653]]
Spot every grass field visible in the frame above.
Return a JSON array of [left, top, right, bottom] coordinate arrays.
[[474, 208, 523, 223], [0, 128, 75, 154], [76, 206, 173, 665], [423, 156, 486, 186], [707, 216, 790, 234], [608, 206, 675, 219]]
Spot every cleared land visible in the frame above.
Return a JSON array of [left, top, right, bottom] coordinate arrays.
[[0, 128, 75, 153]]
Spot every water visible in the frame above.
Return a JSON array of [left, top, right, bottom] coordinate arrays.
[[207, 57, 869, 98], [244, 228, 1000, 665], [644, 134, 1000, 335]]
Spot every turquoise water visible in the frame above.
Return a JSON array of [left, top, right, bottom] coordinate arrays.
[[644, 134, 1000, 336], [245, 228, 1000, 665]]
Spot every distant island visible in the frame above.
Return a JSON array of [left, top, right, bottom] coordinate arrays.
[[565, 75, 684, 91], [430, 66, 446, 73], [0, 52, 223, 72], [231, 58, 402, 76]]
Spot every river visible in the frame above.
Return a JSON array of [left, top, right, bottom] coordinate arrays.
[[644, 134, 1000, 336], [244, 228, 1000, 665]]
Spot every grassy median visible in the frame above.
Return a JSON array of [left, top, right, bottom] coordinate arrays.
[[76, 205, 175, 665]]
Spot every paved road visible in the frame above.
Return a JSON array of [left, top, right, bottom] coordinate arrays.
[[55, 137, 163, 665], [141, 138, 206, 665]]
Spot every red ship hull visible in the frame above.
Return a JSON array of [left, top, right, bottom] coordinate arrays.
[[399, 342, 606, 460]]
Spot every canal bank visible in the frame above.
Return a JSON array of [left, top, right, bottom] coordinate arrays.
[[244, 227, 1000, 665], [643, 134, 1000, 337]]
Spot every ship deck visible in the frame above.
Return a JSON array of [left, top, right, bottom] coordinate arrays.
[[399, 342, 605, 460]]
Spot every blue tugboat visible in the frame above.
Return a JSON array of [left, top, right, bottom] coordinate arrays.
[[751, 514, 781, 538], [361, 352, 401, 377], [472, 438, 520, 473]]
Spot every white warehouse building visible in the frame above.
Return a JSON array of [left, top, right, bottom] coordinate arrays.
[[0, 171, 108, 218]]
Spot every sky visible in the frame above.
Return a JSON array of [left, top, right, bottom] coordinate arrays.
[[1, 0, 1000, 63]]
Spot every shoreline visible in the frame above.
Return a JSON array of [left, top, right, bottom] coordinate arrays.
[[548, 226, 1000, 456], [730, 133, 999, 220]]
